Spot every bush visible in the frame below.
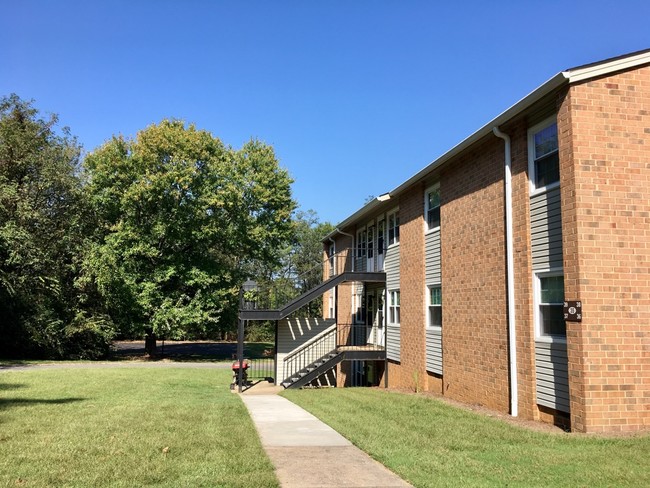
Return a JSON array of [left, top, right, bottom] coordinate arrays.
[[62, 312, 116, 360], [245, 321, 274, 342]]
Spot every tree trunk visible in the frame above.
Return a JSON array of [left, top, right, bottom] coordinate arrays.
[[145, 331, 157, 357]]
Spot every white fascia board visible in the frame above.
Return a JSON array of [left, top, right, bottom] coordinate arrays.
[[566, 50, 650, 83], [323, 193, 391, 242], [388, 72, 569, 197], [326, 49, 650, 239]]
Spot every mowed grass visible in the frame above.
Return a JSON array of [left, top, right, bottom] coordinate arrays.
[[0, 367, 278, 487], [283, 388, 650, 488]]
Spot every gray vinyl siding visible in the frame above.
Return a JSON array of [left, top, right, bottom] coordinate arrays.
[[530, 184, 568, 413], [426, 328, 442, 374], [385, 245, 400, 290], [355, 252, 367, 273], [387, 326, 400, 361], [425, 229, 441, 285], [425, 228, 442, 374], [531, 187, 563, 271], [277, 318, 336, 382], [385, 244, 400, 361], [535, 341, 570, 413]]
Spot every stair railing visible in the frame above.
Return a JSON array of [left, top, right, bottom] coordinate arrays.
[[282, 325, 337, 384]]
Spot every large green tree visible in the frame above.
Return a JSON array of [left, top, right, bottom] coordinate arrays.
[[84, 120, 295, 346], [0, 94, 112, 358]]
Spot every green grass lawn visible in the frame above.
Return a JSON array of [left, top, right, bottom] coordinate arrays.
[[0, 367, 278, 487], [283, 388, 650, 488]]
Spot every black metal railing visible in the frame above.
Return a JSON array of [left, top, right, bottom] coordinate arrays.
[[282, 326, 337, 383], [246, 357, 275, 382], [241, 246, 387, 312], [336, 324, 385, 350]]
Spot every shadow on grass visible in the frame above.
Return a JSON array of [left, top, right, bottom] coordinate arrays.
[[0, 383, 27, 391], [0, 397, 85, 411], [110, 341, 274, 362]]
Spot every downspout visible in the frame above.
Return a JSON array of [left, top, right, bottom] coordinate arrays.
[[493, 126, 518, 417]]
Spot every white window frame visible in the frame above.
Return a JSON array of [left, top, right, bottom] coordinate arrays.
[[328, 292, 336, 320], [353, 288, 364, 324], [424, 183, 441, 233], [356, 228, 366, 259], [387, 208, 400, 247], [427, 285, 442, 329], [533, 269, 566, 343], [528, 116, 560, 196], [388, 289, 400, 326], [328, 242, 336, 277]]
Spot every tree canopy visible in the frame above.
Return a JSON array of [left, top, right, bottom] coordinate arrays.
[[0, 94, 112, 358], [84, 120, 296, 341]]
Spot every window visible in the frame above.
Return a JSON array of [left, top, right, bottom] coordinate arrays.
[[536, 272, 565, 339], [328, 243, 336, 277], [425, 185, 441, 231], [428, 286, 442, 328], [529, 118, 559, 192], [354, 289, 364, 324], [357, 229, 366, 259], [377, 219, 385, 256], [388, 210, 400, 245], [388, 290, 400, 325], [328, 292, 336, 320]]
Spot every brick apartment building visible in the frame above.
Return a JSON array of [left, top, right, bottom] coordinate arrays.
[[321, 49, 650, 433]]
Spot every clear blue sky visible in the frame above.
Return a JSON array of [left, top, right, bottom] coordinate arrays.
[[2, 1, 649, 224]]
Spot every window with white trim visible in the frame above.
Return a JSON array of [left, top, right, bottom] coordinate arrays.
[[328, 292, 336, 320], [425, 185, 441, 231], [353, 289, 364, 324], [356, 229, 366, 259], [388, 290, 400, 325], [388, 210, 400, 246], [428, 286, 442, 328], [529, 117, 559, 193], [535, 272, 566, 339]]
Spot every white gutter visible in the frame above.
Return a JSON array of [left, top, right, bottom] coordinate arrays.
[[493, 126, 518, 417]]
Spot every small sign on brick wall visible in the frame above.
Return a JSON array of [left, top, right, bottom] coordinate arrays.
[[563, 301, 582, 322]]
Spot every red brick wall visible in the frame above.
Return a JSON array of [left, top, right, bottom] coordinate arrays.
[[559, 66, 650, 433], [392, 183, 427, 391], [440, 137, 510, 412]]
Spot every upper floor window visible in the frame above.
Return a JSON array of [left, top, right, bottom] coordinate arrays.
[[529, 117, 559, 193], [425, 184, 441, 231], [388, 210, 400, 246], [356, 229, 366, 258]]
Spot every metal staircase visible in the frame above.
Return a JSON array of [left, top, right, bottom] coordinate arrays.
[[239, 271, 385, 321], [281, 351, 343, 389], [237, 247, 387, 390]]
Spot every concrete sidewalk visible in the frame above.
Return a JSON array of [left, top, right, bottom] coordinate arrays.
[[240, 386, 412, 488]]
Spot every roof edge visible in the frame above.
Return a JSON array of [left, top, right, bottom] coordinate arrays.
[[388, 71, 568, 197], [328, 48, 650, 234], [565, 49, 650, 83]]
